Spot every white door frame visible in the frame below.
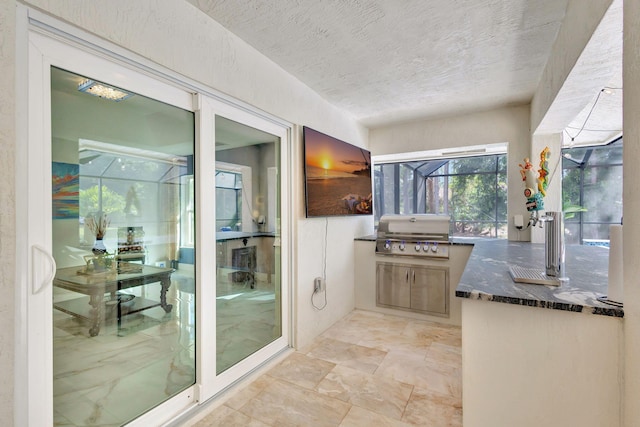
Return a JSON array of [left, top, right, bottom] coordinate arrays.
[[15, 6, 292, 426], [198, 96, 291, 399]]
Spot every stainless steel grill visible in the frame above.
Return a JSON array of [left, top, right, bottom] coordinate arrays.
[[375, 214, 451, 259]]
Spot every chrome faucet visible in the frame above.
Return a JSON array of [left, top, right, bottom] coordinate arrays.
[[541, 212, 566, 279]]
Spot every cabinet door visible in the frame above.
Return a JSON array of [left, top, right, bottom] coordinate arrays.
[[411, 266, 449, 315], [376, 263, 411, 308]]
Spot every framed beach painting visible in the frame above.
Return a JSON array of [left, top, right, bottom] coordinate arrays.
[[303, 126, 372, 217], [52, 161, 79, 219]]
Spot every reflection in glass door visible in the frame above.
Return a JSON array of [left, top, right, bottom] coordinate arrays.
[[215, 116, 281, 373], [50, 67, 195, 425]]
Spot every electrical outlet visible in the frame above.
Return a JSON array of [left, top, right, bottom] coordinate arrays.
[[314, 277, 324, 293], [514, 214, 524, 229]]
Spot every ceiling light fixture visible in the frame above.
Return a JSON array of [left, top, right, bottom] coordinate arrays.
[[78, 79, 133, 102]]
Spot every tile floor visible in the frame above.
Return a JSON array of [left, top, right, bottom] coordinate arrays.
[[53, 280, 197, 426], [53, 268, 278, 426], [187, 310, 462, 426]]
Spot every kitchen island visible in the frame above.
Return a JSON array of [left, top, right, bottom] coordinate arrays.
[[457, 240, 623, 427]]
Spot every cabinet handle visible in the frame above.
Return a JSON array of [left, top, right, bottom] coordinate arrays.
[[406, 270, 409, 283], [32, 244, 56, 295], [413, 271, 416, 283]]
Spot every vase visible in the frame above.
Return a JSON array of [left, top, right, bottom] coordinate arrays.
[[92, 238, 107, 256]]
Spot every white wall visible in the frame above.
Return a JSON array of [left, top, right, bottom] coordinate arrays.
[[293, 124, 374, 347], [0, 0, 16, 423], [369, 105, 532, 241], [294, 216, 373, 349], [462, 300, 623, 427]]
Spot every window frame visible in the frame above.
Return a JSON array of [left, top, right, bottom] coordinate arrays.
[[215, 161, 253, 232], [374, 153, 508, 238]]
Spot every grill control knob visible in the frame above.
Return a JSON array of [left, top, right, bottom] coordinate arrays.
[[423, 244, 430, 252], [414, 242, 421, 252], [431, 243, 438, 252], [399, 241, 406, 251], [384, 240, 391, 250]]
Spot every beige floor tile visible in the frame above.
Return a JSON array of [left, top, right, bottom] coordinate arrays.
[[375, 349, 462, 400], [224, 375, 276, 411], [425, 342, 462, 368], [320, 313, 383, 344], [339, 405, 413, 427], [356, 332, 432, 355], [184, 310, 462, 426], [403, 321, 462, 348], [266, 352, 336, 390], [194, 404, 270, 427], [317, 364, 413, 420], [402, 387, 462, 426], [239, 379, 351, 427], [322, 310, 410, 346], [306, 337, 387, 374]]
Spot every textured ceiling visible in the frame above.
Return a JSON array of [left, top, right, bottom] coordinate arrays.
[[188, 0, 571, 128]]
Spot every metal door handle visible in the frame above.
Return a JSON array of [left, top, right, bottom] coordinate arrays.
[[32, 244, 56, 295]]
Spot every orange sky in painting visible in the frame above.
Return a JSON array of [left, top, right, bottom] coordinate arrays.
[[304, 127, 370, 174]]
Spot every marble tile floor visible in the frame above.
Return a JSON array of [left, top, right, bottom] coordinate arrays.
[[187, 310, 462, 427], [53, 283, 198, 426], [53, 271, 278, 426]]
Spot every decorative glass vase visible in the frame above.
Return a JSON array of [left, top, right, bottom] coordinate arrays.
[[92, 238, 107, 256]]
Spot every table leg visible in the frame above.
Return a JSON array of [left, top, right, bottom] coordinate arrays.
[[160, 277, 173, 313], [88, 292, 104, 337]]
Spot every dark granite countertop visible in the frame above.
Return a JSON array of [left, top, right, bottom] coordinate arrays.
[[455, 239, 623, 318]]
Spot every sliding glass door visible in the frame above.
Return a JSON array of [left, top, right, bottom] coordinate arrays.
[[214, 116, 282, 374], [24, 22, 290, 427], [50, 67, 196, 425]]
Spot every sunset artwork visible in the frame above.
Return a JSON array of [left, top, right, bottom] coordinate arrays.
[[52, 162, 79, 219], [303, 127, 372, 217]]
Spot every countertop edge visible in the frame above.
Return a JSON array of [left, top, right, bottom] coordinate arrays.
[[455, 289, 624, 318]]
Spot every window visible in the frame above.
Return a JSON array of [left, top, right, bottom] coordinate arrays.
[[562, 138, 623, 245], [215, 170, 243, 230], [374, 154, 507, 238], [214, 161, 253, 233], [77, 140, 190, 248]]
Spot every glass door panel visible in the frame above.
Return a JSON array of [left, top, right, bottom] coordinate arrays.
[[215, 116, 281, 374], [51, 67, 196, 425]]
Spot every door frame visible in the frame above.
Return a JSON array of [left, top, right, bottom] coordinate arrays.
[[15, 6, 293, 426]]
